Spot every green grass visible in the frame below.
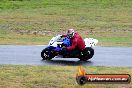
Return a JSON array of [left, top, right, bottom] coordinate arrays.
[[0, 30, 52, 45], [0, 0, 132, 46], [0, 65, 132, 88]]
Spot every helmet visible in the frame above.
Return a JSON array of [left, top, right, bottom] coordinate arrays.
[[67, 29, 75, 38]]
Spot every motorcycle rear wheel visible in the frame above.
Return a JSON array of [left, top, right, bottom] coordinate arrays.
[[79, 47, 94, 61]]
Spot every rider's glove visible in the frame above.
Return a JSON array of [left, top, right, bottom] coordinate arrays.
[[62, 47, 67, 51], [60, 35, 63, 38]]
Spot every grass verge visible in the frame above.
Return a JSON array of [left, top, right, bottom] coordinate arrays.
[[0, 65, 132, 88], [0, 0, 132, 46]]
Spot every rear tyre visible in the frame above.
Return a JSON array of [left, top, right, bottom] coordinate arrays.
[[41, 48, 53, 60], [79, 47, 94, 61]]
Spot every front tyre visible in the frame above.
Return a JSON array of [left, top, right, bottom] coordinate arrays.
[[41, 48, 53, 60], [79, 47, 94, 61]]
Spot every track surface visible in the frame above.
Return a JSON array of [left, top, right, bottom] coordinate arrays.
[[0, 45, 132, 67]]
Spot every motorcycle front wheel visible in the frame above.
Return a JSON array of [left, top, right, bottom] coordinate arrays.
[[41, 48, 53, 60]]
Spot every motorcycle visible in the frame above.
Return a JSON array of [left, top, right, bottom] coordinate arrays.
[[41, 35, 98, 61]]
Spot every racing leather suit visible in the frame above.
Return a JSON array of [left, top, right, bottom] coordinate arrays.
[[62, 32, 85, 51]]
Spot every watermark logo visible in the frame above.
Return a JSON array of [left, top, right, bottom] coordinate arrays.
[[76, 66, 131, 85]]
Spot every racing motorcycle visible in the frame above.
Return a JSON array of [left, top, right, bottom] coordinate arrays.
[[41, 35, 98, 61]]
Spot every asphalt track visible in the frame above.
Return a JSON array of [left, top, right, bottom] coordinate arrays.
[[0, 45, 132, 67]]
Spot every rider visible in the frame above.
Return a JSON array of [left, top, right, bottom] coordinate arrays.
[[61, 29, 85, 56]]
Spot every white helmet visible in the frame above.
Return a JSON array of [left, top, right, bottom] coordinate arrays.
[[67, 29, 75, 38]]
